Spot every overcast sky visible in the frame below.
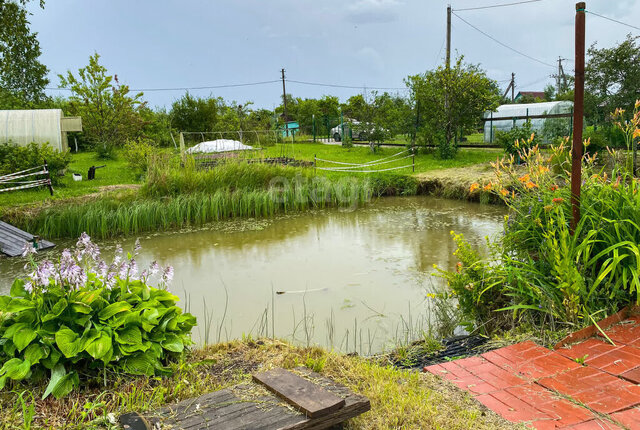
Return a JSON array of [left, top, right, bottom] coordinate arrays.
[[25, 0, 640, 110]]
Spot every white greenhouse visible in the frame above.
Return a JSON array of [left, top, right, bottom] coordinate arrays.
[[0, 109, 82, 152], [483, 101, 574, 143]]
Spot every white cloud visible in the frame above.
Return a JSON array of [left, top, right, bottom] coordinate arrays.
[[346, 0, 402, 24]]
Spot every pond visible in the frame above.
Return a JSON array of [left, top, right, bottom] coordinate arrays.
[[0, 196, 505, 354]]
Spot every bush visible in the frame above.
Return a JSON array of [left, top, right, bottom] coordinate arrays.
[[0, 234, 196, 398], [495, 121, 540, 160], [0, 142, 71, 185], [123, 138, 157, 175]]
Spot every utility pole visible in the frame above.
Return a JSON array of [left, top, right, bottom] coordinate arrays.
[[446, 5, 451, 72], [556, 57, 569, 95], [502, 73, 516, 102], [281, 68, 288, 127], [571, 2, 586, 233]]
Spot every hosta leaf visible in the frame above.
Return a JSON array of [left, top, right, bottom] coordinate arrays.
[[2, 340, 15, 356], [0, 358, 31, 380], [115, 327, 142, 345], [10, 279, 28, 298], [85, 333, 112, 361], [43, 364, 76, 400], [70, 302, 92, 314], [0, 296, 11, 309], [24, 343, 49, 364], [55, 327, 81, 358], [0, 375, 6, 391], [41, 347, 61, 370], [119, 342, 150, 355], [42, 299, 68, 322], [161, 333, 184, 353], [6, 298, 35, 313], [74, 290, 101, 306], [150, 290, 180, 303], [122, 353, 156, 376], [13, 326, 37, 351], [4, 323, 28, 340], [98, 301, 132, 320]]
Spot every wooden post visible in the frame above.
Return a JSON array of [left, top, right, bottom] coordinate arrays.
[[511, 72, 515, 102], [412, 148, 415, 173], [446, 5, 451, 72], [571, 2, 586, 233], [314, 154, 317, 175], [44, 160, 54, 196]]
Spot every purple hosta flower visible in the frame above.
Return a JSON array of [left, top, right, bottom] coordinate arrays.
[[162, 266, 174, 287], [24, 281, 33, 294], [140, 269, 149, 282], [104, 271, 116, 290], [60, 261, 86, 289], [134, 238, 142, 255], [149, 261, 160, 276], [21, 241, 37, 257], [34, 260, 54, 288], [77, 232, 91, 247], [97, 260, 108, 278], [127, 258, 138, 280], [118, 261, 128, 279], [113, 245, 123, 265]]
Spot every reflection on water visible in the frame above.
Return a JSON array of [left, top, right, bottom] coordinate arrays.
[[0, 196, 505, 354]]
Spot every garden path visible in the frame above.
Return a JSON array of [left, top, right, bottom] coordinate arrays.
[[425, 316, 640, 429]]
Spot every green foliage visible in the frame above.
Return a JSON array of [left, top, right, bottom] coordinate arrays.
[[586, 35, 640, 124], [494, 121, 540, 159], [0, 142, 70, 185], [0, 1, 49, 109], [170, 93, 218, 133], [123, 138, 156, 176], [0, 237, 195, 398], [407, 56, 500, 159], [59, 53, 146, 158]]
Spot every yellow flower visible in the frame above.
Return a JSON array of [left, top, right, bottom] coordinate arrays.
[[544, 205, 553, 211], [518, 174, 530, 183], [635, 99, 640, 109], [525, 181, 538, 189], [469, 183, 480, 193], [500, 188, 509, 197]]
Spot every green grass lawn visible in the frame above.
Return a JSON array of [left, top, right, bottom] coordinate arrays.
[[262, 142, 500, 174], [0, 152, 140, 208]]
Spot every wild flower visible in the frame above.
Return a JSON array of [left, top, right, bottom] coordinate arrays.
[[469, 183, 480, 193]]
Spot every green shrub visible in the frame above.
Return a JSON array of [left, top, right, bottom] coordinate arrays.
[[123, 138, 157, 175], [495, 121, 540, 160], [0, 234, 196, 398], [0, 142, 71, 185]]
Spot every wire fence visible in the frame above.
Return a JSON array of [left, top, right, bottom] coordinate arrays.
[[315, 149, 415, 173], [0, 164, 54, 195]]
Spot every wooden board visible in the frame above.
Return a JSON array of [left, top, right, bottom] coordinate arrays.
[[138, 367, 370, 430], [252, 368, 345, 418], [0, 221, 54, 257]]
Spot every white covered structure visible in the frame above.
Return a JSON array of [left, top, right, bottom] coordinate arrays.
[[0, 109, 82, 152], [483, 101, 573, 143], [186, 139, 254, 154]]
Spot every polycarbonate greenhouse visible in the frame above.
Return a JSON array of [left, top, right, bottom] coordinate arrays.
[[0, 109, 82, 152], [483, 101, 574, 143]]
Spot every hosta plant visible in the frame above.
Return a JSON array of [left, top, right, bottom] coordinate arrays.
[[0, 234, 196, 399]]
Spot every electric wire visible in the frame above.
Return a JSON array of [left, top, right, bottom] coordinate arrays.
[[286, 79, 408, 91], [454, 0, 542, 12], [451, 11, 556, 68], [45, 80, 281, 92], [586, 10, 640, 32]]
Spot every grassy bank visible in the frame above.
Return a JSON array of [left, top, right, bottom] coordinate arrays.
[[0, 339, 519, 430]]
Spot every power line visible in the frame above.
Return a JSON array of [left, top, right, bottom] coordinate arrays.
[[44, 80, 281, 92], [586, 10, 640, 31], [454, 0, 542, 12], [451, 11, 556, 68], [285, 79, 408, 91]]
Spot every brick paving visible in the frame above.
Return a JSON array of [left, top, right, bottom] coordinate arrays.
[[424, 318, 640, 429]]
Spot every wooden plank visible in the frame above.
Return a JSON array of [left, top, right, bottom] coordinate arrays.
[[252, 368, 345, 418], [0, 221, 55, 257]]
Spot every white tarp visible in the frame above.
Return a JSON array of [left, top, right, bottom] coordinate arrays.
[[186, 139, 254, 154], [0, 109, 64, 151]]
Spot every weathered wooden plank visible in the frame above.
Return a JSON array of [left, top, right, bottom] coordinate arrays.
[[253, 368, 345, 418], [0, 221, 55, 257]]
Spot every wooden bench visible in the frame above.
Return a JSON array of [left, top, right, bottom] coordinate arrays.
[[119, 367, 370, 430]]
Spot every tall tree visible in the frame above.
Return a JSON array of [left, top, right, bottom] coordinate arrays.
[[586, 35, 640, 124], [407, 57, 499, 158], [59, 53, 146, 157], [0, 0, 49, 108], [170, 93, 218, 133]]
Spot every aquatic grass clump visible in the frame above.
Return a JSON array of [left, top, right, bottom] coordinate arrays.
[[18, 178, 374, 239]]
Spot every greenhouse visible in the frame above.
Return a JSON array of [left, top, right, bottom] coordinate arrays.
[[0, 109, 82, 152], [483, 101, 574, 143]]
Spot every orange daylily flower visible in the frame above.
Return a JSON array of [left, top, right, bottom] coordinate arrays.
[[483, 183, 493, 191], [519, 174, 530, 183], [552, 198, 564, 204], [549, 184, 558, 192], [500, 188, 509, 197], [525, 181, 538, 189], [470, 183, 480, 193]]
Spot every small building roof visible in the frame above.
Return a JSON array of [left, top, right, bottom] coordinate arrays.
[[515, 91, 546, 100]]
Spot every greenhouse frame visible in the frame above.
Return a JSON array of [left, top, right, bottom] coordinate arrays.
[[483, 101, 574, 143]]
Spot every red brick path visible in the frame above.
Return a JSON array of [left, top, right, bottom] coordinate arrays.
[[425, 317, 640, 429]]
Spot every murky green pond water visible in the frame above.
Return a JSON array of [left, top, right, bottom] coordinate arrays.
[[0, 196, 505, 354]]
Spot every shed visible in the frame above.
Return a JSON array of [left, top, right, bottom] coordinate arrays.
[[0, 109, 82, 152], [514, 91, 546, 102], [483, 101, 574, 143], [281, 121, 299, 137]]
